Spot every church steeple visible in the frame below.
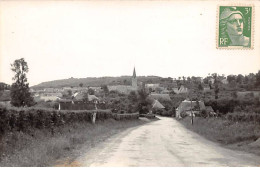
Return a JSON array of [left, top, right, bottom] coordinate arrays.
[[133, 67, 136, 78], [132, 67, 137, 88]]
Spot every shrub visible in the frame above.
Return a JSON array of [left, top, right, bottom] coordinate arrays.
[[0, 106, 113, 134], [201, 109, 207, 118], [161, 110, 172, 117], [114, 113, 139, 120], [225, 112, 260, 124]]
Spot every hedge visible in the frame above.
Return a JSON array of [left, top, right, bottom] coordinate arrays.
[[0, 106, 113, 134], [225, 112, 260, 124], [114, 113, 139, 120]]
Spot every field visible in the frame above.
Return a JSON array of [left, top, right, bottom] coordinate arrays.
[[0, 106, 143, 166], [0, 118, 150, 167], [179, 115, 260, 156]]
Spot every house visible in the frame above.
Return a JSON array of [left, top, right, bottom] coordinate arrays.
[[176, 100, 206, 118], [29, 88, 35, 92], [44, 88, 55, 92], [108, 85, 137, 94], [73, 92, 99, 101], [150, 93, 171, 101], [161, 89, 170, 94], [89, 87, 102, 93], [193, 77, 203, 83], [73, 92, 85, 100], [203, 84, 211, 92], [152, 99, 165, 109], [43, 92, 63, 98], [171, 81, 178, 88], [63, 87, 72, 90], [145, 84, 160, 91], [88, 95, 99, 102], [221, 78, 228, 84], [173, 85, 188, 94], [39, 96, 61, 102], [209, 78, 215, 84], [108, 67, 138, 94]]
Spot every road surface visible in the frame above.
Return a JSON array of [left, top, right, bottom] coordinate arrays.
[[65, 116, 260, 167]]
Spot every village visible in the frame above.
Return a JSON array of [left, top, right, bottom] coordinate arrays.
[[1, 67, 258, 121]]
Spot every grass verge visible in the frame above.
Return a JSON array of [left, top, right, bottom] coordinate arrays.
[[178, 117, 260, 156], [0, 118, 150, 167]]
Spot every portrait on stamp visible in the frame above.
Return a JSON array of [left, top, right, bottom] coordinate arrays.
[[218, 6, 252, 48]]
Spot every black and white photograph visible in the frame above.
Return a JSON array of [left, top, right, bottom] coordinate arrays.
[[0, 0, 260, 167]]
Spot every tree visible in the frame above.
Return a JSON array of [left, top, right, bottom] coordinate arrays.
[[88, 88, 95, 95], [227, 75, 236, 84], [82, 92, 89, 102], [255, 70, 260, 87], [10, 58, 34, 107], [128, 91, 138, 102], [236, 74, 244, 84], [138, 88, 149, 103], [214, 84, 219, 99], [79, 83, 83, 87], [198, 83, 203, 91], [213, 74, 219, 99], [67, 90, 72, 96], [0, 83, 6, 91], [137, 88, 152, 114], [101, 85, 109, 94]]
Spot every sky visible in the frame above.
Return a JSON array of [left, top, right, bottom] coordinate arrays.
[[0, 0, 259, 86]]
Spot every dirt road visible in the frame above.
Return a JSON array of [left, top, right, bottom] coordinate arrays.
[[64, 116, 260, 167]]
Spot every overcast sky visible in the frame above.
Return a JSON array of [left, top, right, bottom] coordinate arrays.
[[0, 1, 259, 86]]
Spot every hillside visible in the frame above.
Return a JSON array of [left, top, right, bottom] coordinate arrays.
[[31, 76, 167, 89]]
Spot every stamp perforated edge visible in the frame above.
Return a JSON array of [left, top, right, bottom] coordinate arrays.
[[216, 4, 255, 50]]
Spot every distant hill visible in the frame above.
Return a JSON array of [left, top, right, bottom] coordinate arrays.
[[31, 76, 171, 89]]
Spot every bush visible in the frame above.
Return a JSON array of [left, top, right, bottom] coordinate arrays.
[[161, 110, 172, 116], [225, 112, 260, 124], [0, 106, 112, 134], [114, 113, 139, 120], [201, 109, 207, 118]]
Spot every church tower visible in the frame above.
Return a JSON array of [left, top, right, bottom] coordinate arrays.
[[132, 67, 137, 88]]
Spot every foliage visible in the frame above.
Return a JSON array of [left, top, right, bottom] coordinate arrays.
[[82, 92, 89, 102], [0, 106, 113, 134], [88, 88, 95, 95], [205, 99, 238, 115], [10, 58, 34, 107], [225, 112, 260, 123], [114, 113, 139, 120], [154, 107, 175, 117], [128, 91, 138, 102], [101, 85, 109, 95], [137, 89, 153, 114], [0, 90, 11, 101], [204, 96, 260, 115], [0, 82, 10, 91], [0, 117, 146, 167], [255, 70, 260, 87], [179, 116, 260, 147]]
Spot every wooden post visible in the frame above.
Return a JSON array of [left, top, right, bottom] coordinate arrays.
[[191, 100, 193, 125], [92, 101, 97, 124]]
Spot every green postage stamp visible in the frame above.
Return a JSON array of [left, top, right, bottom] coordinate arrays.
[[217, 6, 253, 49]]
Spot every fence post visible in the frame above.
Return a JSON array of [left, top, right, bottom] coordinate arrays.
[[92, 101, 98, 124], [92, 112, 96, 124]]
